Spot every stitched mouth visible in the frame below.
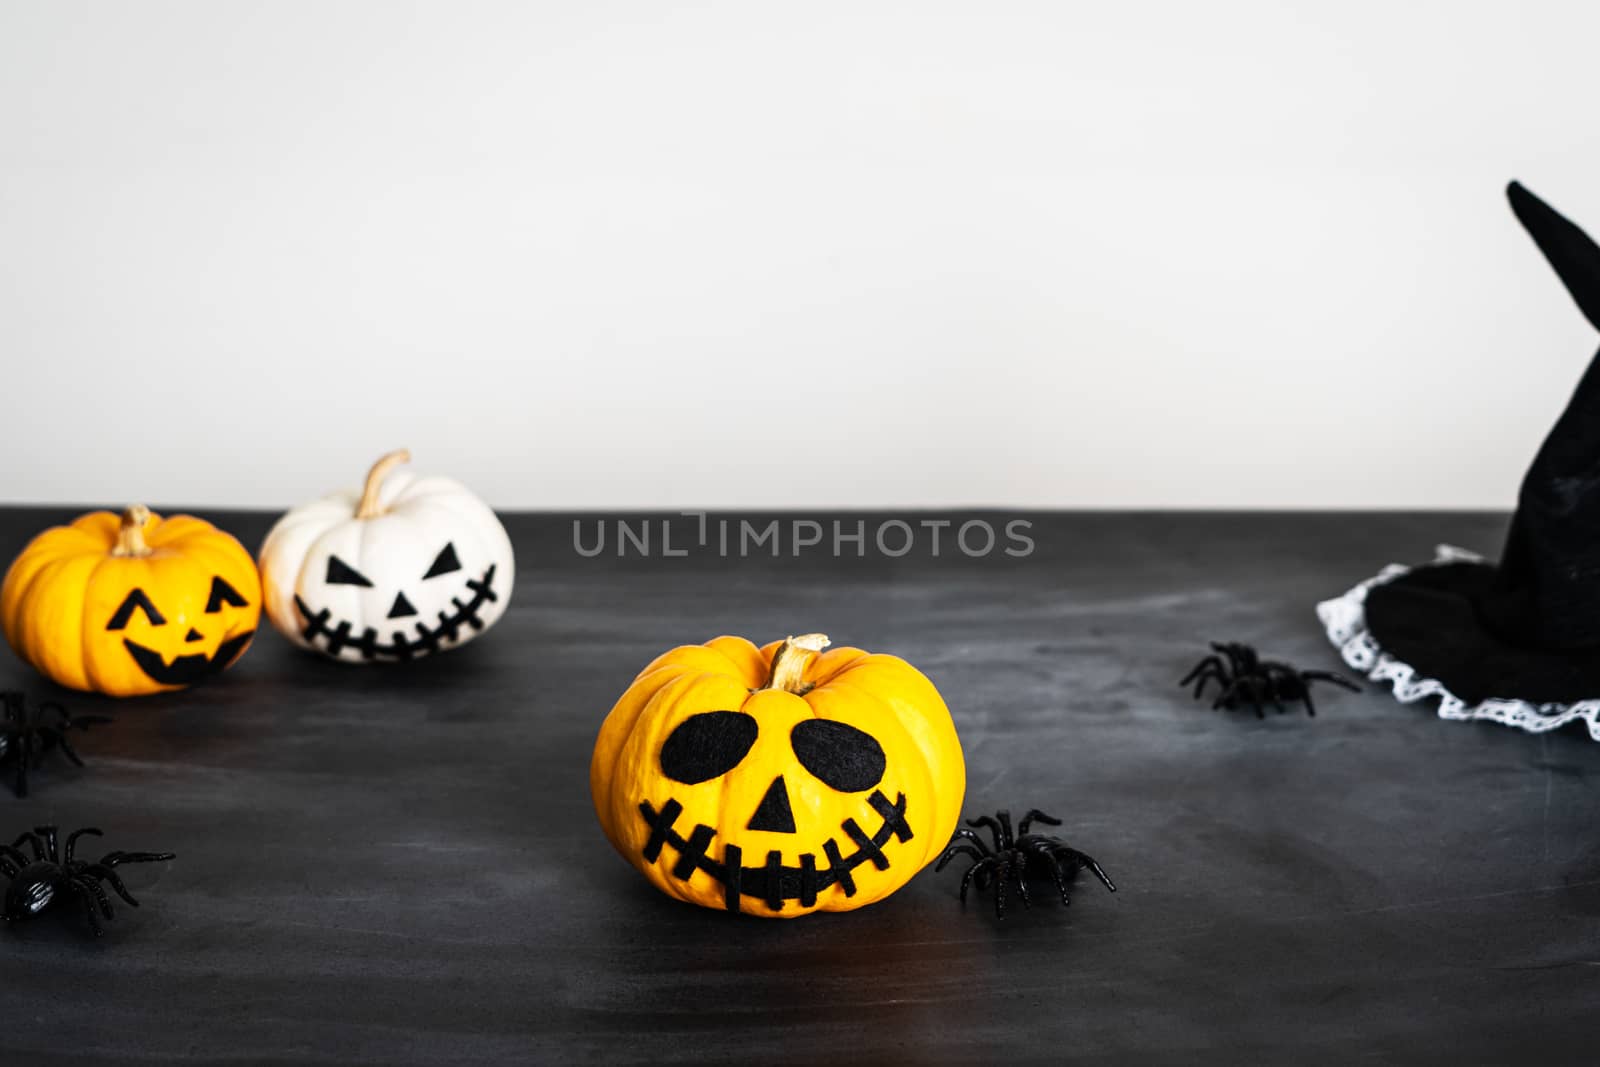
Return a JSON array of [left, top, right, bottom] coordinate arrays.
[[293, 564, 499, 661], [123, 631, 255, 686], [637, 789, 913, 913]]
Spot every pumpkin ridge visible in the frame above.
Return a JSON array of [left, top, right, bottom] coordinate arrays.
[[8, 549, 94, 680], [21, 551, 101, 692], [593, 666, 745, 845], [145, 513, 216, 548], [270, 495, 358, 534], [157, 517, 238, 551], [79, 551, 124, 694], [805, 646, 874, 686], [0, 538, 61, 653], [698, 637, 766, 682], [159, 534, 256, 596], [703, 635, 767, 684], [634, 643, 753, 688], [621, 648, 733, 695], [69, 511, 121, 541], [378, 476, 484, 512]]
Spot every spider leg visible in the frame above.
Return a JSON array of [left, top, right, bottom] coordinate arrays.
[[993, 854, 1011, 919], [99, 850, 176, 868], [1180, 657, 1228, 694], [12, 831, 45, 861], [1179, 655, 1224, 688], [936, 843, 988, 872], [944, 827, 994, 855], [1008, 849, 1032, 910], [0, 855, 18, 879], [1017, 810, 1061, 836], [1056, 847, 1117, 893], [1232, 678, 1267, 718], [996, 811, 1015, 850], [1211, 678, 1244, 711], [83, 864, 139, 907], [35, 827, 60, 863], [1214, 643, 1247, 676], [1302, 670, 1362, 693], [73, 873, 114, 919], [65, 880, 105, 937], [1189, 663, 1231, 700], [1261, 666, 1303, 713], [959, 857, 993, 906], [10, 729, 39, 797], [53, 731, 86, 768], [966, 816, 1005, 852], [1023, 840, 1073, 905], [0, 844, 28, 869], [65, 828, 103, 864]]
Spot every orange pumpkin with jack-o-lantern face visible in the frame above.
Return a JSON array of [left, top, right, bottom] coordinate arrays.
[[1, 506, 260, 697], [591, 634, 966, 917]]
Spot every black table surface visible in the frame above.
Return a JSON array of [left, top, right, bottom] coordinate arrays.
[[1, 508, 1596, 1065]]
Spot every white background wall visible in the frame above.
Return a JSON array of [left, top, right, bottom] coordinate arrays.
[[3, 1, 1599, 510]]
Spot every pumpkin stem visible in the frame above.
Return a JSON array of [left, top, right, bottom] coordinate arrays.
[[764, 633, 831, 695], [355, 449, 411, 519], [112, 505, 154, 558]]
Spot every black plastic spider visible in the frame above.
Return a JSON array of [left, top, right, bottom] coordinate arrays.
[[0, 691, 112, 798], [1, 825, 174, 937], [935, 808, 1115, 918], [1179, 642, 1360, 718]]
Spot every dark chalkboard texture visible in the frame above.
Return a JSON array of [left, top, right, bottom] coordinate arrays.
[[1, 509, 1596, 1064]]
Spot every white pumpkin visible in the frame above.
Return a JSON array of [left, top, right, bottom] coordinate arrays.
[[259, 450, 515, 664]]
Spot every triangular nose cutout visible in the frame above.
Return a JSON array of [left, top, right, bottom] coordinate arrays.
[[387, 592, 418, 619], [747, 775, 797, 833]]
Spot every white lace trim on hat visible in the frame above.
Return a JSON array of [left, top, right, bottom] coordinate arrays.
[[1315, 544, 1600, 742]]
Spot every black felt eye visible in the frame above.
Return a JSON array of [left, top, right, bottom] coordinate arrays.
[[106, 588, 166, 631], [423, 542, 461, 579], [325, 555, 373, 587], [791, 719, 886, 793], [660, 711, 759, 784], [205, 576, 247, 613]]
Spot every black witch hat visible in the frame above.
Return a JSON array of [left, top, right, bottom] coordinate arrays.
[[1318, 182, 1600, 739]]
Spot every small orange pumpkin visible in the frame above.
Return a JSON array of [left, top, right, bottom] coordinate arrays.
[[1, 506, 261, 697], [591, 633, 966, 917]]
